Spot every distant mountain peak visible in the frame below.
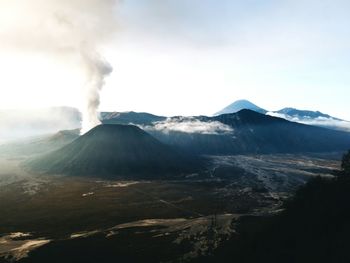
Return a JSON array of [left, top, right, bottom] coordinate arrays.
[[214, 99, 267, 116], [266, 108, 350, 132], [276, 107, 338, 120]]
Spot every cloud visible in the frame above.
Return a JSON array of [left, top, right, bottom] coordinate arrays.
[[267, 112, 350, 132], [0, 107, 81, 142], [0, 0, 118, 53], [143, 117, 234, 135]]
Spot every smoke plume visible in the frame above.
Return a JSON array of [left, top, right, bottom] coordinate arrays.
[[0, 0, 118, 134], [80, 45, 113, 134]]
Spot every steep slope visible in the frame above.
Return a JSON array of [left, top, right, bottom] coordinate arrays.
[[28, 124, 198, 178], [214, 110, 350, 152], [210, 173, 350, 263], [146, 110, 350, 155], [214, 100, 267, 115]]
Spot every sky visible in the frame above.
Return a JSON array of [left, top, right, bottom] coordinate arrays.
[[0, 0, 349, 120]]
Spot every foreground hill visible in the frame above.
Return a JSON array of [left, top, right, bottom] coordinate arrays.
[[208, 171, 350, 263], [28, 124, 198, 178]]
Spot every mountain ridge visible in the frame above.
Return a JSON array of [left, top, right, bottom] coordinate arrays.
[[214, 99, 349, 132], [145, 109, 350, 155]]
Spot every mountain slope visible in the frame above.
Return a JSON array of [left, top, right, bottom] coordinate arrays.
[[146, 110, 350, 155], [214, 100, 267, 115], [0, 129, 80, 157], [28, 124, 198, 178], [268, 108, 350, 132], [276, 107, 341, 120]]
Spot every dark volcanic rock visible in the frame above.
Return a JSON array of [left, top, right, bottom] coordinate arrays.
[[148, 110, 350, 155], [29, 124, 198, 178]]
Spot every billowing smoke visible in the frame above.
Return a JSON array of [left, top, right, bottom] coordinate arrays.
[[80, 45, 113, 134], [0, 0, 118, 134]]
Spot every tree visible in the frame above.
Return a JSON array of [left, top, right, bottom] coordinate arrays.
[[341, 150, 350, 175]]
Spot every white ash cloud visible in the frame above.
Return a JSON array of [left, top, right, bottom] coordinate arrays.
[[0, 0, 118, 134], [80, 45, 113, 134], [143, 117, 234, 135]]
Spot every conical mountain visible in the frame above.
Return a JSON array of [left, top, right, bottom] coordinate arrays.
[[215, 99, 267, 115], [29, 124, 197, 178]]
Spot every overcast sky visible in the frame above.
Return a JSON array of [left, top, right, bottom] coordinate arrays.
[[0, 0, 349, 119]]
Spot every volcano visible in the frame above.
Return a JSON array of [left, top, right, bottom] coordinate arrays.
[[214, 99, 267, 115], [29, 124, 198, 178]]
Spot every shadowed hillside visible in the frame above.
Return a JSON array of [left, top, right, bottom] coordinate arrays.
[[11, 110, 350, 158], [149, 110, 350, 154], [203, 153, 350, 263], [28, 124, 199, 179]]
